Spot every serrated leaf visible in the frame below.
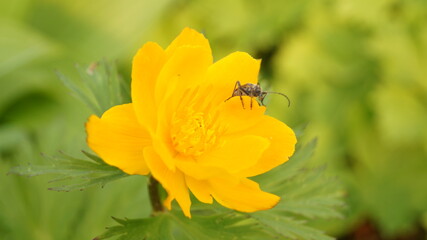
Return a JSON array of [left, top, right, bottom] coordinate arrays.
[[251, 212, 334, 240], [95, 211, 265, 240], [56, 70, 101, 115], [248, 139, 343, 239], [56, 60, 130, 116], [94, 215, 170, 240], [8, 151, 129, 191], [82, 150, 107, 165], [277, 195, 343, 220], [257, 139, 343, 215]]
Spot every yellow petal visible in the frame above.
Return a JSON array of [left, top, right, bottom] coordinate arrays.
[[199, 135, 270, 174], [165, 27, 211, 58], [185, 175, 213, 204], [143, 146, 192, 218], [205, 51, 261, 106], [152, 136, 176, 171], [217, 96, 266, 134], [210, 177, 280, 212], [132, 42, 166, 134], [164, 194, 174, 210], [238, 115, 297, 177], [176, 158, 226, 180], [86, 104, 150, 175], [152, 45, 213, 171], [155, 45, 212, 107]]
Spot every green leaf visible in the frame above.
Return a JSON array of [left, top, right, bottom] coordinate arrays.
[[56, 60, 130, 116], [56, 70, 101, 115], [252, 212, 334, 240], [248, 139, 344, 240], [8, 151, 129, 191], [94, 210, 265, 240]]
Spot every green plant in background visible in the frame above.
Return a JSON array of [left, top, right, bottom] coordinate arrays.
[[271, 0, 427, 237]]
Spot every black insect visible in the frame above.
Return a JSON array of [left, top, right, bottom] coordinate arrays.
[[225, 81, 290, 109]]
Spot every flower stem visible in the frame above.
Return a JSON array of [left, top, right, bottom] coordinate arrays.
[[148, 175, 164, 214]]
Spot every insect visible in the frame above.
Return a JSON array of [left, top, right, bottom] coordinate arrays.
[[225, 81, 290, 109]]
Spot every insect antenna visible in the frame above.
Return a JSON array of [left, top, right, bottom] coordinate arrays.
[[263, 91, 291, 107]]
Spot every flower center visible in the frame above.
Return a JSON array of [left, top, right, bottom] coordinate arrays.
[[171, 109, 217, 157]]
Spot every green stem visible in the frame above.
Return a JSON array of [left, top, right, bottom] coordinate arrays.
[[148, 175, 164, 214]]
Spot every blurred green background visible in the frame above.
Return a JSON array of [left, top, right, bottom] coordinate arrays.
[[1, 0, 426, 239]]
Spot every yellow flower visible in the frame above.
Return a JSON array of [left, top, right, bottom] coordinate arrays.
[[86, 28, 297, 217]]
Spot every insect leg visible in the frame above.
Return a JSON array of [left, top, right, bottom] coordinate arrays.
[[233, 81, 247, 109], [225, 81, 241, 102], [239, 90, 245, 109], [233, 81, 241, 96]]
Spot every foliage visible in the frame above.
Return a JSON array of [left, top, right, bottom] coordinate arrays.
[[7, 60, 130, 191], [94, 212, 264, 240], [94, 140, 343, 240], [9, 151, 128, 191], [270, 0, 427, 236], [56, 60, 130, 116]]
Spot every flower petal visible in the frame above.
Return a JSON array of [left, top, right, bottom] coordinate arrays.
[[185, 175, 213, 204], [155, 45, 212, 106], [152, 45, 213, 171], [132, 42, 166, 134], [176, 158, 226, 180], [165, 27, 211, 58], [238, 116, 297, 177], [217, 96, 266, 134], [143, 146, 192, 217], [205, 51, 261, 106], [151, 136, 176, 171], [86, 104, 150, 175], [199, 135, 270, 174], [210, 177, 280, 212]]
